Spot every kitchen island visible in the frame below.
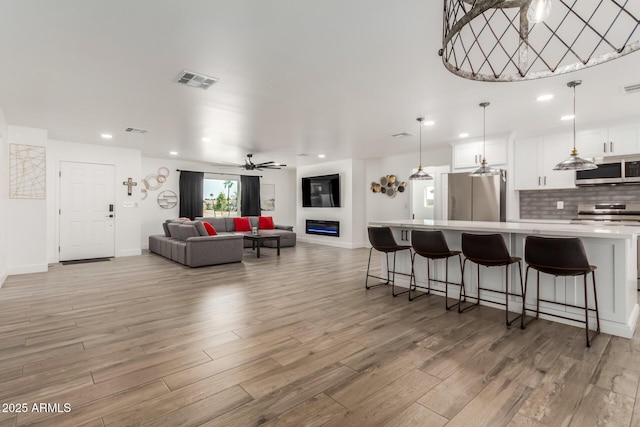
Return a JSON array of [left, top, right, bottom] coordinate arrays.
[[368, 220, 640, 338]]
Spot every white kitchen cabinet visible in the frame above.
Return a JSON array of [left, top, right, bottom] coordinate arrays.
[[514, 134, 576, 190], [577, 124, 640, 158], [453, 138, 507, 170]]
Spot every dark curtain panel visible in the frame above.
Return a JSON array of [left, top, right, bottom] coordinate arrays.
[[241, 175, 261, 216], [179, 171, 204, 219]]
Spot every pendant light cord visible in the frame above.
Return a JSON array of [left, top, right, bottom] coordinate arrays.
[[419, 119, 423, 167], [572, 83, 577, 151], [482, 104, 486, 160]]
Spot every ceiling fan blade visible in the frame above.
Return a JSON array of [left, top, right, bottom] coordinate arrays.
[[211, 161, 243, 168]]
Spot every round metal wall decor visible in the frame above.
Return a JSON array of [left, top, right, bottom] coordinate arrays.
[[157, 190, 178, 209], [370, 175, 406, 198]]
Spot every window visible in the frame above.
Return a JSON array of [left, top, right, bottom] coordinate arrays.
[[203, 176, 239, 217]]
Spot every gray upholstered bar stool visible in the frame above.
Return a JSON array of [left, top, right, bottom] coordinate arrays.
[[523, 235, 600, 347], [459, 233, 524, 327], [409, 230, 463, 310], [366, 226, 412, 297]]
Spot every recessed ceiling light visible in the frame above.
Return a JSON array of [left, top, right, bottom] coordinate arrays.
[[318, 154, 326, 158], [101, 133, 113, 139], [537, 94, 554, 101], [561, 115, 575, 121], [202, 137, 211, 142], [423, 120, 435, 126], [459, 133, 469, 138], [169, 151, 178, 156]]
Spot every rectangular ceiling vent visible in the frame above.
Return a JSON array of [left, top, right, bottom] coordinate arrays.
[[174, 70, 219, 89], [125, 127, 148, 134], [392, 132, 413, 138], [620, 83, 640, 95]]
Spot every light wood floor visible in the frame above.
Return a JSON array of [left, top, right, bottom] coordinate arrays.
[[0, 242, 639, 426]]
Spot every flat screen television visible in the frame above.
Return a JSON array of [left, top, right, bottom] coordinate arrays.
[[301, 174, 341, 207]]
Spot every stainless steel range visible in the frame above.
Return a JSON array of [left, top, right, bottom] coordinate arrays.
[[571, 203, 640, 226], [571, 203, 640, 284]]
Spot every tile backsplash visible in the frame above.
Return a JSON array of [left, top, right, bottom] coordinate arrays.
[[519, 185, 640, 220]]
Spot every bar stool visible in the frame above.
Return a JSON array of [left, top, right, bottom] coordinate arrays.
[[409, 230, 463, 310], [366, 226, 412, 296], [523, 235, 600, 347], [459, 233, 524, 327]]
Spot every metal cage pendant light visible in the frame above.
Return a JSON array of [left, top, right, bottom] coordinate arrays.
[[441, 0, 640, 81], [470, 102, 501, 176], [553, 80, 597, 171], [409, 117, 434, 180]]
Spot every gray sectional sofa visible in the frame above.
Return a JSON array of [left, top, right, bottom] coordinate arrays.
[[196, 217, 296, 248], [148, 217, 296, 267], [149, 220, 244, 267]]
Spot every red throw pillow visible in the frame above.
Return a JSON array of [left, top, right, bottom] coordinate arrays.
[[233, 217, 251, 232], [202, 222, 217, 236], [258, 216, 275, 230]]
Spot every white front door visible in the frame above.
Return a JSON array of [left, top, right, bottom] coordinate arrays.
[[59, 162, 115, 261]]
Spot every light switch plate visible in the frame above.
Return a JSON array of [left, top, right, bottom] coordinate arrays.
[[557, 201, 564, 209], [123, 201, 135, 208]]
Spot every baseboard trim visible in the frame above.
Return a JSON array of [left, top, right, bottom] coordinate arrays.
[[298, 237, 365, 249], [7, 263, 48, 276], [117, 249, 142, 257], [0, 269, 6, 288]]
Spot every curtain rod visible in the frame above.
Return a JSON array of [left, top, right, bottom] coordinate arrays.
[[176, 169, 262, 178]]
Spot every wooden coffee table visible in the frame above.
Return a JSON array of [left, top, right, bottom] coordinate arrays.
[[243, 234, 280, 258]]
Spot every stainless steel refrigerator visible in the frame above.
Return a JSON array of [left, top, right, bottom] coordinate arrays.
[[447, 171, 506, 222]]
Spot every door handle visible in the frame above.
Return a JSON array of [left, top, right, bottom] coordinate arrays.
[[544, 176, 547, 185], [604, 142, 607, 153], [106, 214, 114, 218], [610, 142, 614, 152], [538, 176, 541, 186]]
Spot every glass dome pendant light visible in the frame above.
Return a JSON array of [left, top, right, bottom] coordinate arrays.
[[470, 102, 501, 177], [553, 81, 597, 171], [409, 117, 434, 180]]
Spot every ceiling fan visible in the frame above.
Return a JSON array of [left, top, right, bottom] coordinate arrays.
[[214, 154, 286, 171]]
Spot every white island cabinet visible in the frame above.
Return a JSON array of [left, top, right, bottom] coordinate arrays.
[[369, 220, 639, 339]]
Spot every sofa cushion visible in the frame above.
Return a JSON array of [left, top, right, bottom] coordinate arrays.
[[166, 223, 181, 238], [162, 222, 171, 237], [249, 216, 259, 229], [258, 216, 275, 230], [234, 217, 251, 232], [200, 217, 228, 232], [172, 224, 199, 241], [203, 222, 217, 236], [183, 221, 208, 236]]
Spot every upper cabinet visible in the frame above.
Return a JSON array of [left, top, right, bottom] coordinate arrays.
[[577, 124, 640, 158], [452, 137, 508, 170], [514, 134, 576, 190]]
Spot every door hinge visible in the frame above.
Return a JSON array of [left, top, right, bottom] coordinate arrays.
[[59, 209, 61, 214], [59, 171, 61, 177], [58, 246, 60, 253]]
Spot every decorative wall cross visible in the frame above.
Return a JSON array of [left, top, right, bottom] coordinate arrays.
[[123, 178, 137, 196]]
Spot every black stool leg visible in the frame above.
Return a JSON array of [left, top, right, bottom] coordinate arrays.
[[585, 271, 600, 347], [446, 254, 464, 311], [458, 259, 479, 313], [505, 262, 524, 328], [392, 251, 408, 297], [365, 249, 393, 290]]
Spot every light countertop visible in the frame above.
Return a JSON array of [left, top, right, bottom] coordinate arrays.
[[368, 219, 640, 239]]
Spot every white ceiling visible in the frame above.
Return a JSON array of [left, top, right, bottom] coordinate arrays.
[[0, 0, 639, 168]]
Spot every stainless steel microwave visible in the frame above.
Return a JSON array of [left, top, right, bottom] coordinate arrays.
[[575, 155, 640, 185]]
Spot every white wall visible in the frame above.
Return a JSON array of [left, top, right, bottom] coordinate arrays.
[[46, 140, 142, 262], [140, 158, 297, 248], [297, 159, 367, 249], [0, 109, 8, 285], [7, 126, 48, 275], [365, 147, 452, 225]]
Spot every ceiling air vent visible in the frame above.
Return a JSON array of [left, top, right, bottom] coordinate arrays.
[[620, 83, 640, 95], [125, 127, 148, 134], [174, 70, 219, 90], [392, 132, 413, 138]]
